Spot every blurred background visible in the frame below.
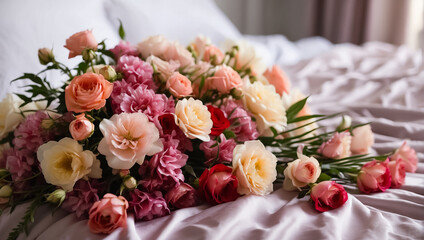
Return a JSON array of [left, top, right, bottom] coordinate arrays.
[[215, 0, 424, 50]]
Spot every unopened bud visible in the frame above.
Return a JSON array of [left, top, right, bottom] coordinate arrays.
[[82, 48, 96, 61], [41, 119, 55, 129], [46, 189, 66, 205], [99, 65, 117, 81], [38, 48, 55, 65], [0, 185, 12, 198], [123, 176, 137, 190], [337, 115, 352, 131]]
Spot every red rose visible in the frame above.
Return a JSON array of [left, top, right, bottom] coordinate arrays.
[[310, 181, 348, 212], [207, 105, 230, 136], [357, 159, 391, 194], [165, 183, 198, 209], [158, 113, 180, 135], [198, 164, 240, 205]]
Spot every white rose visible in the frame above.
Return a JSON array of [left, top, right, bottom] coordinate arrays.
[[174, 97, 213, 141], [37, 137, 102, 191], [283, 152, 321, 190], [242, 79, 287, 136], [146, 55, 180, 82], [223, 39, 265, 75], [232, 140, 277, 195], [0, 94, 26, 139]]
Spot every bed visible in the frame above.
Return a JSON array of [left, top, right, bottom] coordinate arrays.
[[0, 0, 423, 239]]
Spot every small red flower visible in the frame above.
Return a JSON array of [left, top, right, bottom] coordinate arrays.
[[207, 105, 230, 136], [158, 113, 179, 135]]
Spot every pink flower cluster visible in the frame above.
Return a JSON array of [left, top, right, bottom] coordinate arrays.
[[221, 100, 259, 142], [199, 134, 236, 165], [2, 148, 35, 191], [128, 189, 170, 221], [110, 41, 138, 61]]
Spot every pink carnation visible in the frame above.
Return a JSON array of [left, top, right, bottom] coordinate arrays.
[[110, 41, 138, 61], [4, 148, 36, 191], [128, 189, 170, 221], [61, 179, 104, 219], [13, 111, 54, 152], [111, 84, 174, 121], [199, 134, 236, 165], [221, 100, 259, 142], [116, 55, 156, 90]]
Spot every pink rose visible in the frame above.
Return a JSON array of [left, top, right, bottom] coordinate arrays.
[[318, 132, 352, 159], [165, 182, 197, 209], [207, 65, 242, 94], [64, 30, 98, 58], [165, 72, 192, 98], [351, 125, 374, 155], [357, 159, 391, 194], [263, 65, 291, 95], [69, 114, 94, 141], [88, 193, 128, 234], [65, 73, 113, 113], [390, 141, 418, 173], [310, 181, 348, 212], [388, 158, 406, 188], [283, 152, 321, 190], [203, 45, 224, 65]]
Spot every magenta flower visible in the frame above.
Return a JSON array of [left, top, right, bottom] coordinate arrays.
[[199, 134, 236, 165], [61, 179, 104, 219], [110, 41, 138, 61], [116, 55, 156, 90], [221, 100, 259, 142], [128, 189, 170, 221]]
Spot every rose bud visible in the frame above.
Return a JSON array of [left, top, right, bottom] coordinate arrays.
[[336, 115, 352, 131], [203, 45, 225, 65], [318, 132, 352, 159], [208, 65, 242, 94], [207, 105, 230, 136], [69, 114, 94, 141], [46, 189, 66, 205], [166, 72, 193, 98], [198, 164, 240, 205], [99, 65, 117, 81], [82, 48, 96, 62], [165, 182, 197, 209], [88, 194, 128, 234], [123, 176, 137, 190], [351, 125, 374, 155], [0, 185, 12, 198], [283, 152, 321, 190], [38, 48, 55, 65], [310, 181, 348, 212], [357, 159, 391, 194], [388, 158, 406, 188], [64, 30, 98, 59], [390, 141, 418, 173]]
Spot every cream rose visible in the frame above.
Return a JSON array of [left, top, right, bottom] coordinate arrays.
[[174, 97, 213, 141], [242, 79, 287, 136], [0, 94, 26, 139], [232, 140, 277, 195], [98, 112, 163, 170], [283, 152, 321, 190], [351, 125, 374, 154], [37, 137, 102, 191]]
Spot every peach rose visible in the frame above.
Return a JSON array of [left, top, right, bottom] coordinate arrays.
[[263, 65, 291, 95], [390, 141, 418, 173], [283, 152, 321, 190], [232, 140, 277, 195], [69, 114, 94, 141], [98, 112, 163, 169], [88, 194, 128, 234], [174, 98, 213, 141], [318, 132, 352, 159], [203, 45, 225, 65], [166, 72, 192, 98], [351, 125, 374, 154], [388, 158, 406, 188], [64, 30, 97, 58], [65, 73, 113, 113], [206, 65, 242, 94]]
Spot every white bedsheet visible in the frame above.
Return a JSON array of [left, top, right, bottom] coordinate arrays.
[[0, 41, 423, 240]]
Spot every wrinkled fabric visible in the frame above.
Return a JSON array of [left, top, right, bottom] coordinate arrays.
[[1, 41, 423, 240]]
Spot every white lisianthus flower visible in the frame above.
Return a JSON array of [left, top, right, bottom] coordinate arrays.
[[98, 112, 163, 170], [232, 140, 277, 195], [174, 97, 213, 142], [37, 138, 102, 191], [242, 79, 287, 136]]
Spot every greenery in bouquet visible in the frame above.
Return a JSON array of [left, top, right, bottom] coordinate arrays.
[[0, 24, 418, 239]]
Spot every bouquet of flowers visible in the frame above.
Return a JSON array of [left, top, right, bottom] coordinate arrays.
[[0, 24, 418, 239]]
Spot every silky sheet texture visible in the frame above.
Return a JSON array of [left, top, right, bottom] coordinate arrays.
[[1, 43, 423, 239]]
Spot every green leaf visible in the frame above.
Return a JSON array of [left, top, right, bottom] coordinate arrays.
[[297, 189, 309, 199], [287, 114, 325, 124], [223, 129, 236, 139], [285, 97, 308, 122], [184, 165, 197, 178], [317, 173, 332, 182], [118, 19, 126, 40]]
